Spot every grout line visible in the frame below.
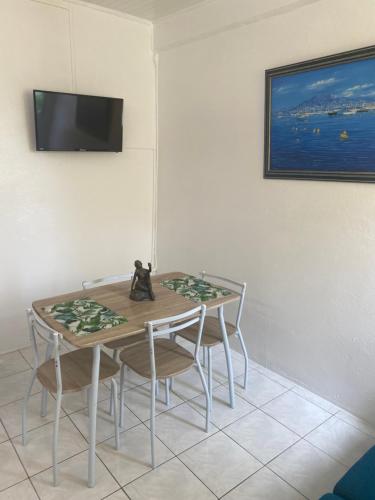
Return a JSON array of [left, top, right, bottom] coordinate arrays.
[[334, 412, 375, 439], [0, 416, 41, 499], [0, 366, 35, 382], [122, 454, 177, 492], [216, 465, 266, 499], [264, 466, 310, 499], [0, 477, 41, 498], [0, 349, 371, 497], [18, 349, 34, 369], [28, 448, 91, 480], [175, 454, 219, 499], [101, 487, 124, 499], [66, 404, 141, 448], [300, 437, 350, 470]]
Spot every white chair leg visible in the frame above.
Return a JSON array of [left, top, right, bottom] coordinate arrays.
[[119, 364, 126, 429], [155, 380, 160, 398], [207, 348, 213, 405], [165, 378, 170, 406], [22, 370, 37, 446], [109, 349, 118, 416], [41, 343, 53, 417], [201, 346, 206, 367], [237, 328, 249, 390], [195, 357, 211, 432], [53, 389, 62, 487], [218, 306, 235, 408], [111, 378, 120, 450], [150, 377, 156, 468]]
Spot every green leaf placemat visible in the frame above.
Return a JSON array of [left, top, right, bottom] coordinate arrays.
[[161, 275, 232, 303], [44, 298, 127, 336]]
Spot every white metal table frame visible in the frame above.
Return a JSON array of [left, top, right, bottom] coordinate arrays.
[[31, 273, 239, 487]]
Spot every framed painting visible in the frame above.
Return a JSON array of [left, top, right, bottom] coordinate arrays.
[[264, 45, 375, 182]]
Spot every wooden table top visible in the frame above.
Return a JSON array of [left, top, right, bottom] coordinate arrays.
[[32, 272, 240, 348]]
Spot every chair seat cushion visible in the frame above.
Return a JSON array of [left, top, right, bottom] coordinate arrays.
[[334, 445, 375, 500], [178, 316, 236, 347], [120, 339, 194, 380], [105, 332, 146, 350], [37, 348, 119, 394]]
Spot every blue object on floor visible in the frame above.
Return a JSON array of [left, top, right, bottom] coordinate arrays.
[[320, 445, 375, 500], [320, 495, 344, 500]]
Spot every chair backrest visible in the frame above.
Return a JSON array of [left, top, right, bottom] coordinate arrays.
[[146, 305, 207, 379], [82, 272, 133, 290], [200, 271, 246, 329], [26, 308, 63, 392]]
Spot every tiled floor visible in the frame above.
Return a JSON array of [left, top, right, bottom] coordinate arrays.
[[1, 343, 375, 499]]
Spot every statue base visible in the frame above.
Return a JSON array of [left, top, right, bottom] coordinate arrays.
[[129, 290, 155, 301]]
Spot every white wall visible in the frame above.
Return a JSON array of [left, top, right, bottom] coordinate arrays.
[[155, 0, 375, 423], [0, 0, 155, 352]]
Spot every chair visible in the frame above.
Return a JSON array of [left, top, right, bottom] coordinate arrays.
[[82, 273, 148, 415], [175, 272, 249, 406], [118, 304, 210, 468], [22, 308, 120, 486]]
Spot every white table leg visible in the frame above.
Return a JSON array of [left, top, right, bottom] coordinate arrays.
[[88, 344, 100, 487], [218, 305, 235, 408]]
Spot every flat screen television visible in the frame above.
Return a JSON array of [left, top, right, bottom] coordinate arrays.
[[33, 90, 123, 152]]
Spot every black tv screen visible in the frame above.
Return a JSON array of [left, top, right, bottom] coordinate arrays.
[[33, 90, 123, 152]]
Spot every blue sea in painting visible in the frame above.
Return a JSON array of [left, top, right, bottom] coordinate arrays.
[[270, 57, 375, 171]]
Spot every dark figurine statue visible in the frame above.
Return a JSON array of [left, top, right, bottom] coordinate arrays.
[[129, 260, 155, 301]]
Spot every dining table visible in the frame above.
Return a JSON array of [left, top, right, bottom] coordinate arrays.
[[32, 271, 240, 487]]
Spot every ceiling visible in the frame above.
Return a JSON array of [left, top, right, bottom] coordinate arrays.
[[81, 0, 208, 21]]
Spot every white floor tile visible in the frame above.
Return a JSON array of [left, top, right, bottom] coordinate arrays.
[[188, 385, 255, 429], [254, 365, 296, 389], [0, 422, 8, 444], [211, 350, 246, 384], [0, 441, 27, 492], [233, 369, 288, 407], [336, 409, 375, 438], [0, 371, 41, 407], [222, 467, 305, 500], [59, 383, 111, 415], [293, 385, 339, 414], [69, 398, 140, 444], [268, 440, 347, 500], [262, 391, 331, 436], [13, 417, 87, 476], [31, 450, 119, 499], [104, 368, 148, 392], [124, 457, 216, 500], [0, 392, 64, 439], [224, 410, 299, 464], [96, 424, 173, 486], [145, 402, 217, 455], [305, 416, 375, 467], [168, 368, 220, 401], [0, 479, 38, 499], [179, 432, 262, 497], [0, 352, 30, 380], [121, 384, 184, 422], [105, 490, 128, 499]]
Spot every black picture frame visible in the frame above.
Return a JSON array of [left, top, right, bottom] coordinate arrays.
[[264, 45, 375, 182]]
